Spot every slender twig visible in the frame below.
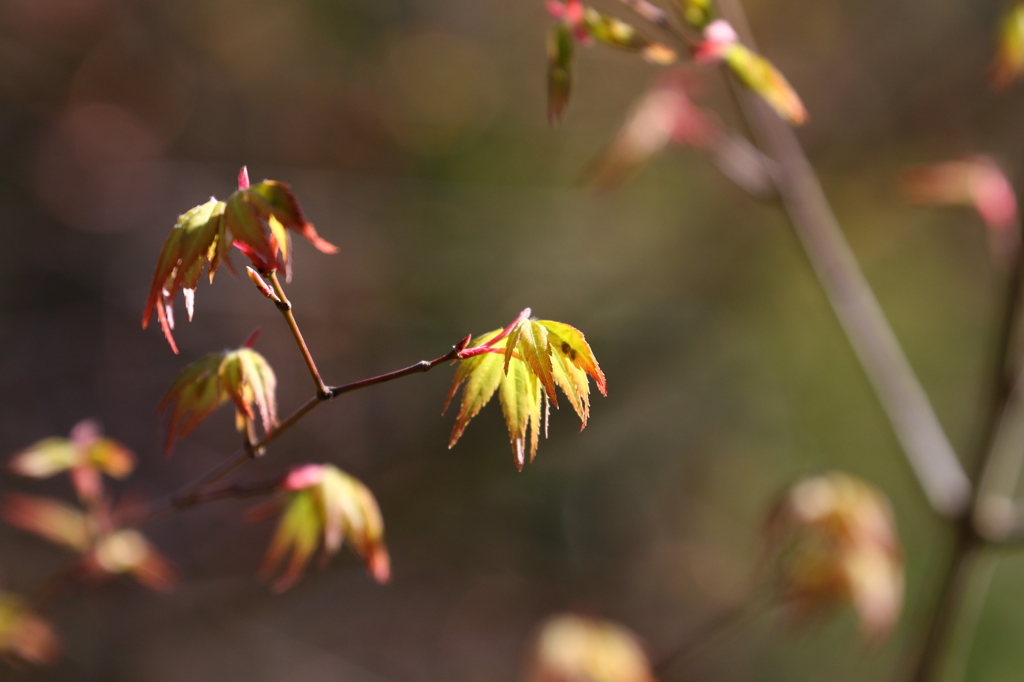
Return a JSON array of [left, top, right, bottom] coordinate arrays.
[[712, 0, 971, 519], [328, 347, 462, 398], [267, 270, 330, 399]]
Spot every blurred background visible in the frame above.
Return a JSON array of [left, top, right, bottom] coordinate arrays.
[[0, 0, 1022, 679]]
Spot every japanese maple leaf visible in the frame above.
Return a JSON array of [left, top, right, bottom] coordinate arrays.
[[252, 464, 390, 592], [446, 309, 607, 470], [159, 338, 277, 455]]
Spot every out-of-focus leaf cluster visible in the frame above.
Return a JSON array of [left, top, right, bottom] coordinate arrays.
[[9, 420, 134, 504], [546, 0, 677, 124], [2, 421, 178, 633], [765, 472, 904, 642]]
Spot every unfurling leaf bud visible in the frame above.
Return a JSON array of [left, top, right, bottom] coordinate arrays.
[[525, 614, 655, 682], [696, 20, 807, 126], [246, 266, 282, 303], [765, 472, 903, 642], [256, 464, 390, 592]]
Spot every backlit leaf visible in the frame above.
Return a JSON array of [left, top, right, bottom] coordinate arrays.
[[143, 170, 338, 353], [446, 311, 606, 469], [159, 345, 278, 455], [258, 464, 390, 592]]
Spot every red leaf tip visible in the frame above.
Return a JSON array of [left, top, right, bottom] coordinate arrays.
[[238, 166, 250, 190]]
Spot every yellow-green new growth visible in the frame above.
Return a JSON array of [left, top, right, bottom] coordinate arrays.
[[446, 310, 606, 470]]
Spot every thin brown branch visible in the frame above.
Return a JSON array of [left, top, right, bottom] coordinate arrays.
[[267, 270, 330, 399], [715, 0, 970, 519]]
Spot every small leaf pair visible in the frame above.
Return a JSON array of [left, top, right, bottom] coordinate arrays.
[[695, 20, 808, 126], [142, 168, 338, 353], [546, 0, 678, 124], [159, 343, 277, 455], [446, 309, 607, 470], [765, 472, 904, 642], [9, 420, 134, 504], [254, 464, 390, 592], [1, 495, 177, 592], [525, 614, 655, 682]]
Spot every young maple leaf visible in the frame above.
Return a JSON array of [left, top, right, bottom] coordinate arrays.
[[696, 20, 807, 126], [526, 614, 655, 682], [142, 167, 338, 353], [159, 341, 277, 456], [8, 420, 135, 504], [765, 472, 904, 643], [992, 1, 1024, 89], [445, 309, 607, 471], [253, 464, 390, 592], [0, 593, 59, 665]]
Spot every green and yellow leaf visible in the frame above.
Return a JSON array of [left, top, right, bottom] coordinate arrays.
[[446, 311, 606, 469], [258, 464, 390, 592]]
